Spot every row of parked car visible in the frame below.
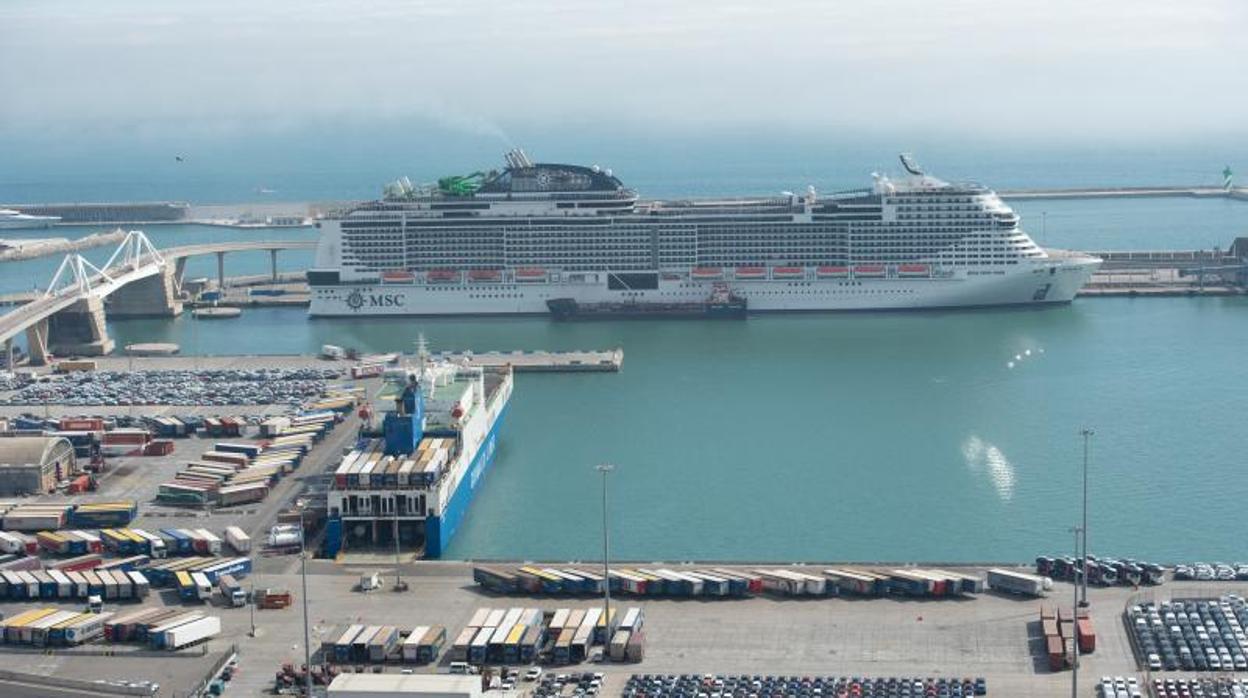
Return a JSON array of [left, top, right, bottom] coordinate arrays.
[[531, 670, 603, 698], [621, 674, 988, 698], [1098, 676, 1142, 698], [1151, 677, 1248, 698], [1129, 596, 1248, 672], [1173, 563, 1248, 581]]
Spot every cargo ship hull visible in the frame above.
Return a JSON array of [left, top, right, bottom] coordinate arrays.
[[424, 400, 508, 557]]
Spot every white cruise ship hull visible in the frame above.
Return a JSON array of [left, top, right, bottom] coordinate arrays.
[[310, 257, 1100, 316]]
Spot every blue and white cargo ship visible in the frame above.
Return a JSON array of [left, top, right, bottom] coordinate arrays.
[[324, 352, 512, 559]]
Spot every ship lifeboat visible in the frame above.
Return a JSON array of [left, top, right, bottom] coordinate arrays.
[[467, 269, 502, 283], [515, 267, 548, 282], [734, 266, 766, 280], [853, 264, 886, 278], [380, 269, 415, 284], [691, 267, 724, 280], [425, 269, 460, 284], [660, 272, 684, 281], [898, 263, 930, 277], [816, 265, 850, 278], [771, 266, 805, 279]]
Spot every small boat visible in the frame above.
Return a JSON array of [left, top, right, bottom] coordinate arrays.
[[898, 263, 930, 277], [771, 266, 804, 279], [734, 266, 766, 279], [816, 266, 850, 278], [853, 265, 886, 278], [467, 269, 502, 282], [691, 267, 724, 280], [426, 269, 460, 283]]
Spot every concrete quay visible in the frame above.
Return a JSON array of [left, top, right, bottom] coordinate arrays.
[[1001, 185, 1248, 201]]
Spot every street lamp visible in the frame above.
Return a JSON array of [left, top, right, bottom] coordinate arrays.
[[1070, 525, 1082, 698], [1080, 428, 1093, 608], [596, 463, 615, 653], [300, 519, 312, 697]]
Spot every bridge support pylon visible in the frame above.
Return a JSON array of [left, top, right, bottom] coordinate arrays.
[[107, 266, 184, 317], [24, 319, 49, 367], [46, 296, 114, 359]]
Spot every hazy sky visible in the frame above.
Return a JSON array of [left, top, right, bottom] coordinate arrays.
[[2, 0, 1244, 145]]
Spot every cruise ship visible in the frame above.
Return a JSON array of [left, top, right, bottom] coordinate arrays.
[[308, 151, 1101, 316], [324, 351, 512, 559], [0, 208, 61, 230]]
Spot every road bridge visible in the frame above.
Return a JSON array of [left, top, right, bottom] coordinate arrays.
[[0, 232, 315, 366]]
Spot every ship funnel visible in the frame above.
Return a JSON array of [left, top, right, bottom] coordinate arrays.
[[504, 148, 533, 170], [899, 153, 924, 176]]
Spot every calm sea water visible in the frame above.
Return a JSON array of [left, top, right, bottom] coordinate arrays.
[[3, 144, 1247, 562]]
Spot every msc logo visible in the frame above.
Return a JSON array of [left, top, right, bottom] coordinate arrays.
[[345, 290, 405, 312]]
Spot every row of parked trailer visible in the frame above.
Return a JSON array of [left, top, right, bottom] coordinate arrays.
[[474, 566, 1053, 600], [0, 606, 222, 650], [447, 606, 645, 666], [157, 427, 334, 507], [0, 501, 137, 531], [145, 555, 252, 588], [323, 624, 448, 665], [0, 567, 151, 601], [0, 607, 116, 646]]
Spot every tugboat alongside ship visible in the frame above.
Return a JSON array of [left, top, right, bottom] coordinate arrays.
[[546, 283, 746, 320]]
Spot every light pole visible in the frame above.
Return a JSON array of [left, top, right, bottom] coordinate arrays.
[[249, 576, 256, 637], [1070, 525, 1082, 698], [596, 463, 615, 653], [1080, 428, 1093, 608], [300, 519, 312, 697]]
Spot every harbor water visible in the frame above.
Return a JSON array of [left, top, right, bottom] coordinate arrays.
[[100, 295, 1248, 564]]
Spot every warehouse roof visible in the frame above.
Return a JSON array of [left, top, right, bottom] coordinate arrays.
[[327, 674, 485, 698], [0, 436, 71, 467]]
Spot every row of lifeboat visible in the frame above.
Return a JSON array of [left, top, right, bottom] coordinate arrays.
[[383, 264, 932, 285], [382, 268, 548, 284], [692, 264, 930, 280]]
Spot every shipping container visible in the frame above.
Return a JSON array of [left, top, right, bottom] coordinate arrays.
[[401, 625, 430, 663], [1076, 618, 1095, 653], [368, 625, 399, 662], [333, 624, 364, 662], [223, 526, 250, 553], [987, 568, 1052, 597], [610, 628, 630, 661], [351, 626, 380, 662], [190, 572, 212, 601], [64, 612, 113, 645], [127, 570, 150, 599], [156, 615, 220, 650], [469, 626, 492, 664], [450, 626, 476, 662]]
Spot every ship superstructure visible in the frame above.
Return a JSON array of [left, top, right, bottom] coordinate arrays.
[[325, 351, 512, 559], [0, 208, 61, 229], [308, 151, 1100, 315]]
